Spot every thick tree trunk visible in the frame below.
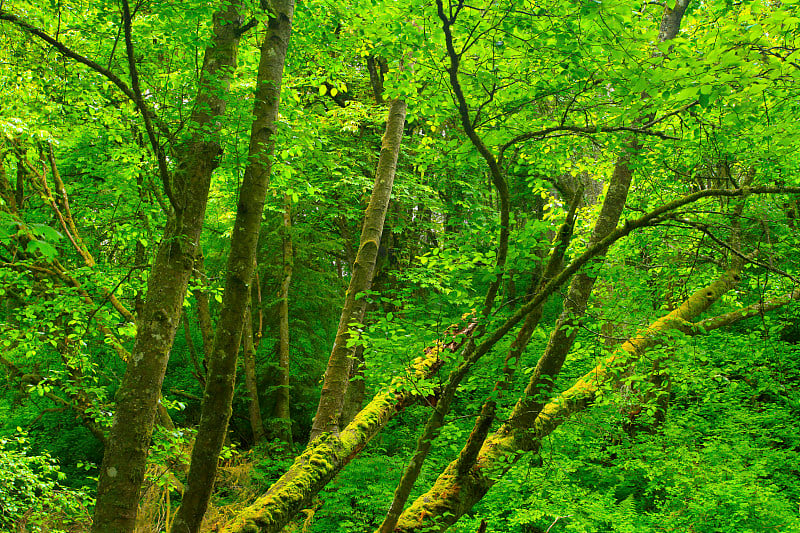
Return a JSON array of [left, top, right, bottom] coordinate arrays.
[[90, 5, 244, 532], [310, 99, 407, 439], [170, 3, 295, 532]]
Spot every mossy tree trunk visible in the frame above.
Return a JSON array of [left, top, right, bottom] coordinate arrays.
[[393, 268, 745, 532], [310, 98, 407, 439], [509, 158, 632, 445], [338, 344, 366, 428], [216, 186, 800, 533], [91, 4, 245, 532], [272, 194, 293, 444], [170, 2, 295, 532], [220, 338, 451, 533]]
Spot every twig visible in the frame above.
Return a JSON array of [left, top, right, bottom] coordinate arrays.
[[546, 515, 572, 533]]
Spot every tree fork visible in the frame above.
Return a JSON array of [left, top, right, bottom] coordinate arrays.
[[91, 3, 245, 531], [171, 0, 295, 530], [393, 267, 757, 531]]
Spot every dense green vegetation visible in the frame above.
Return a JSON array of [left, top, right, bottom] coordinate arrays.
[[1, 0, 799, 531]]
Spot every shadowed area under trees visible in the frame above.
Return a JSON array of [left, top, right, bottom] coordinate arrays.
[[1, 0, 799, 532]]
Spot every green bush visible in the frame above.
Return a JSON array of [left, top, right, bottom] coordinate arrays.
[[0, 431, 91, 532]]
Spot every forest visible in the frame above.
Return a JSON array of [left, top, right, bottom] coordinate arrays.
[[0, 0, 799, 531]]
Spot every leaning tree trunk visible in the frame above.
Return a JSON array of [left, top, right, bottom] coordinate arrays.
[[509, 158, 632, 446], [392, 268, 745, 532], [91, 4, 244, 532], [217, 185, 800, 532], [309, 98, 407, 439], [509, 0, 691, 445], [170, 3, 295, 532], [386, 3, 692, 528]]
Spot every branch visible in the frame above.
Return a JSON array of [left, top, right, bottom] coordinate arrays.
[[500, 123, 679, 159], [0, 9, 138, 102], [472, 185, 800, 364], [435, 0, 510, 320], [0, 7, 176, 207], [13, 145, 136, 323], [121, 0, 178, 212], [692, 287, 800, 332], [672, 216, 800, 284]]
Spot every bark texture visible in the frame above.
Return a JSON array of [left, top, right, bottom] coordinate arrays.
[[244, 304, 267, 444], [377, 8, 514, 528], [221, 343, 450, 533], [310, 99, 407, 439], [91, 4, 244, 532], [273, 195, 294, 444], [338, 344, 366, 428], [171, 2, 295, 531], [510, 159, 632, 444]]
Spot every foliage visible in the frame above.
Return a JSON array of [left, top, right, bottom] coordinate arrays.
[[0, 431, 91, 532], [450, 326, 800, 533], [1, 0, 799, 531]]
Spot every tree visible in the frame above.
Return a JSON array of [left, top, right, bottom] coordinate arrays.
[[1, 0, 799, 531]]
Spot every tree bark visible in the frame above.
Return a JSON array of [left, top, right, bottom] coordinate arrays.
[[91, 4, 244, 532], [219, 338, 452, 533], [243, 304, 267, 444], [510, 158, 633, 445], [170, 2, 295, 531], [272, 194, 293, 444], [310, 98, 407, 439], [338, 344, 366, 428]]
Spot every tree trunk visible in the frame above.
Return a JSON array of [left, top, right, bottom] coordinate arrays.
[[170, 2, 295, 531], [219, 340, 450, 533], [243, 304, 267, 444], [338, 344, 366, 428], [310, 98, 407, 439], [510, 158, 633, 446], [272, 194, 293, 444], [91, 5, 244, 532]]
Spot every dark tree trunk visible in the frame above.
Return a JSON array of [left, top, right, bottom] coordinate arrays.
[[91, 4, 245, 532], [170, 2, 295, 531]]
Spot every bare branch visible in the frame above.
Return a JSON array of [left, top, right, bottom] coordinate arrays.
[[121, 0, 178, 212]]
